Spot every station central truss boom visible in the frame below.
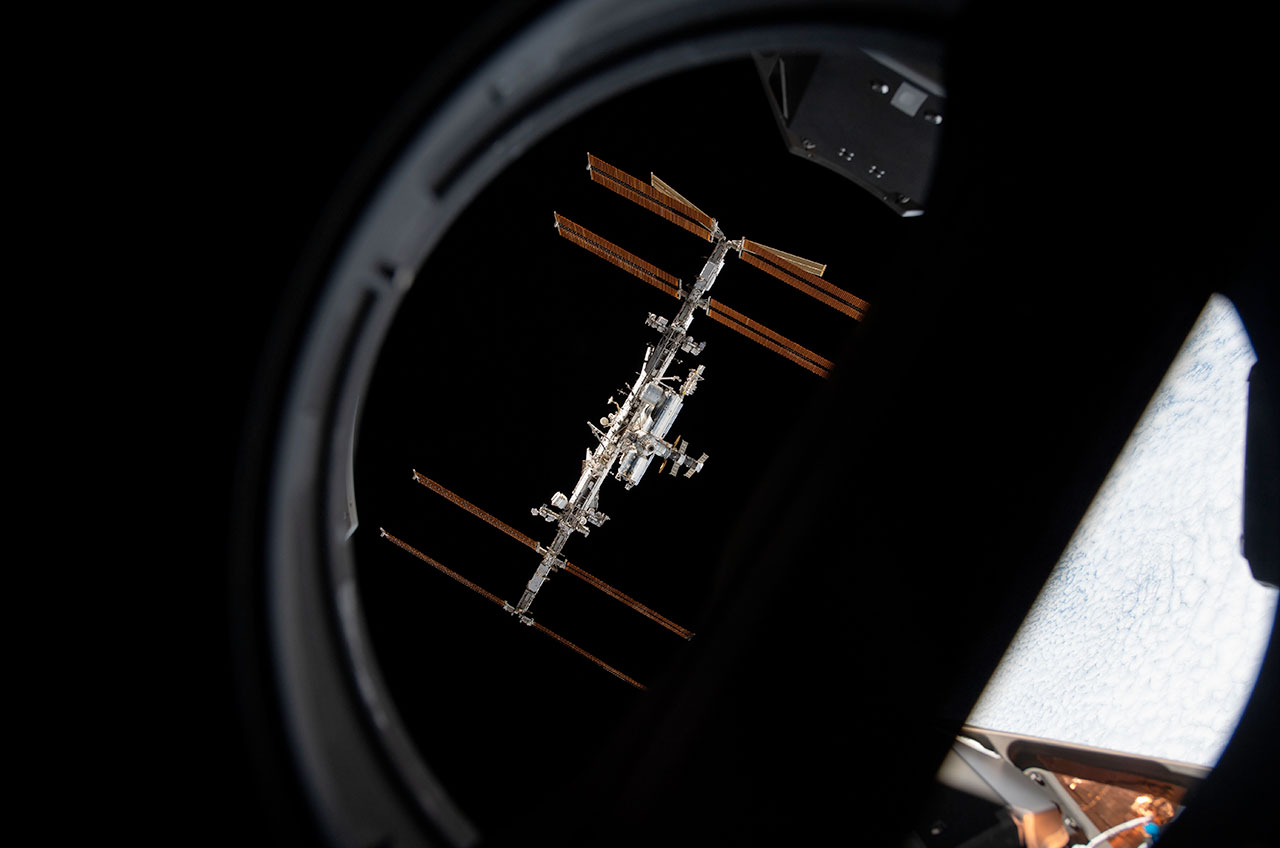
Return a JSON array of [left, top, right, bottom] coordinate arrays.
[[381, 153, 871, 688]]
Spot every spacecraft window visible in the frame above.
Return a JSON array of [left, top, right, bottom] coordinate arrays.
[[965, 294, 1277, 767]]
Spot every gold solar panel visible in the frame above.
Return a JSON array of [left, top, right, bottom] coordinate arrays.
[[526, 619, 647, 690], [413, 468, 695, 640], [650, 173, 711, 222], [588, 154, 716, 229], [379, 528, 646, 690], [588, 172, 714, 242], [739, 251, 868, 320], [562, 561, 695, 640], [555, 212, 682, 296], [587, 155, 715, 240], [413, 470, 540, 551], [707, 299, 833, 379], [556, 214, 678, 286], [740, 239, 827, 277], [379, 528, 509, 608]]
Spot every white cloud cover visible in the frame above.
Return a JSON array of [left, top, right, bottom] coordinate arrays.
[[966, 294, 1278, 766]]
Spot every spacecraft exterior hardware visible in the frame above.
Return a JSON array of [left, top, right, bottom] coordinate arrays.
[[380, 154, 870, 687]]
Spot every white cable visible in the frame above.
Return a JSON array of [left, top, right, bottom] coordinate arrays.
[[1070, 815, 1153, 848]]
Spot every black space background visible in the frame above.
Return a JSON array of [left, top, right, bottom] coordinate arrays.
[[167, 4, 1279, 847]]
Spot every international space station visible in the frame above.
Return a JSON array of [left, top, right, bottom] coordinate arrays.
[[380, 153, 871, 688]]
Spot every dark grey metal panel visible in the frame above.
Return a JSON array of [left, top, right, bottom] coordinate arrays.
[[755, 48, 946, 215]]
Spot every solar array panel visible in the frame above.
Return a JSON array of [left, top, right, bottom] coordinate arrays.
[[379, 528, 645, 690], [739, 245, 869, 320], [562, 561, 695, 640], [581, 156, 870, 377], [587, 153, 715, 240], [412, 470, 695, 640], [379, 528, 508, 608], [650, 172, 710, 222], [555, 213, 681, 298], [707, 299, 834, 379], [739, 238, 827, 278], [413, 470, 539, 550], [526, 620, 646, 690]]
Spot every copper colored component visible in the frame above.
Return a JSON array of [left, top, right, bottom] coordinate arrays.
[[588, 154, 715, 230], [650, 173, 711, 222], [740, 253, 865, 320], [562, 560, 695, 640], [527, 619, 647, 690], [588, 171, 714, 241], [708, 300, 833, 367], [707, 299, 832, 378], [742, 242, 867, 309], [410, 470, 692, 639], [659, 435, 682, 475], [555, 213, 682, 296], [1041, 758, 1186, 848], [413, 470, 540, 551], [556, 214, 679, 286], [556, 213, 680, 287], [381, 528, 647, 689], [378, 529, 509, 608], [739, 249, 869, 320], [740, 238, 827, 277]]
